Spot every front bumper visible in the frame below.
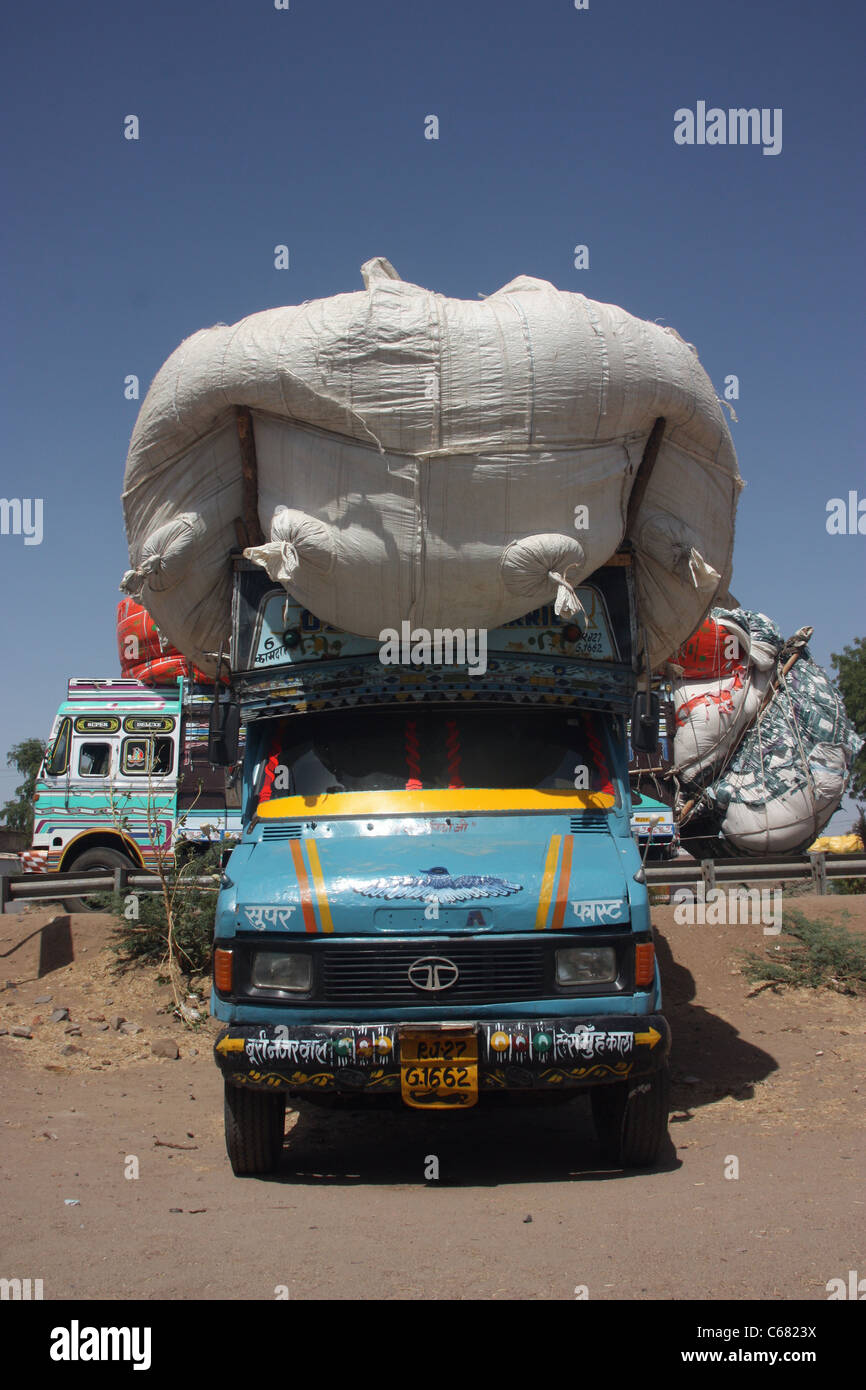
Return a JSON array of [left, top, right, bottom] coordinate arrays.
[[215, 1014, 671, 1097]]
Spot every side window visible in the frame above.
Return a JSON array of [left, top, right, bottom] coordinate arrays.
[[121, 737, 175, 777], [79, 742, 112, 777], [152, 737, 174, 775], [44, 719, 71, 777]]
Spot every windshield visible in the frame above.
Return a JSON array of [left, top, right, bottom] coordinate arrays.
[[255, 707, 615, 804]]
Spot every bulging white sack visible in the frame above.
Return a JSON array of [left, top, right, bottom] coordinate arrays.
[[673, 667, 771, 783], [122, 259, 742, 674], [699, 616, 862, 854], [717, 744, 849, 854]]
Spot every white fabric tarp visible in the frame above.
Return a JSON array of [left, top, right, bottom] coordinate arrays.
[[673, 667, 771, 783], [121, 258, 742, 675], [674, 608, 863, 855]]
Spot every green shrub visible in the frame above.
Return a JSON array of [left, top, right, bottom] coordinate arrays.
[[832, 877, 866, 895], [106, 848, 222, 976], [740, 909, 866, 995]]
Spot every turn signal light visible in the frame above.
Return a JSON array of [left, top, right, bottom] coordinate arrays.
[[213, 947, 233, 993], [634, 942, 655, 988]]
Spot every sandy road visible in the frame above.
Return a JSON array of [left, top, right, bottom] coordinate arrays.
[[1, 898, 863, 1301], [1, 1063, 863, 1302]]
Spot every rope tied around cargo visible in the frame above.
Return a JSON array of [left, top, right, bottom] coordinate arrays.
[[775, 662, 819, 811], [120, 555, 161, 599], [548, 563, 585, 623]]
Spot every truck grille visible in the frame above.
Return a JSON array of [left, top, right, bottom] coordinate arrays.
[[320, 938, 548, 1005]]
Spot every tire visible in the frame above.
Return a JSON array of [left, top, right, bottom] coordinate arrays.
[[224, 1082, 286, 1176], [591, 1063, 670, 1168], [63, 846, 138, 913]]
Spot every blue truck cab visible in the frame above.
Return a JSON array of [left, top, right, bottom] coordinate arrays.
[[628, 699, 678, 858], [211, 557, 671, 1172]]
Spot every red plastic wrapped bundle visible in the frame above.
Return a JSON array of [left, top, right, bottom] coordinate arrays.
[[673, 617, 746, 679], [116, 599, 216, 686]]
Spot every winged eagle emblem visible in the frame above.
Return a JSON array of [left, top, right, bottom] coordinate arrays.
[[354, 865, 523, 904]]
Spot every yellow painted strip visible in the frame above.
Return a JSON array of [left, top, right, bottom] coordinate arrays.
[[535, 835, 562, 931], [305, 839, 334, 934], [550, 834, 574, 931], [216, 1036, 245, 1054], [258, 788, 614, 819], [289, 839, 318, 934]]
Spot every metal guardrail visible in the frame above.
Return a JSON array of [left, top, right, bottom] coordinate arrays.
[[644, 854, 866, 895], [2, 854, 864, 911], [1, 868, 220, 909]]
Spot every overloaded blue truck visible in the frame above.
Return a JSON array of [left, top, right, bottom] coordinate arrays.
[[209, 554, 671, 1173]]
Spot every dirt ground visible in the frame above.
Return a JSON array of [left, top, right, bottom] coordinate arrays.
[[1, 894, 863, 1301]]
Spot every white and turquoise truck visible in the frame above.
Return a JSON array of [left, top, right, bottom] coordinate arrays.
[[27, 677, 241, 907]]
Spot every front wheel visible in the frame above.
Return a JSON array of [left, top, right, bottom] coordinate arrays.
[[591, 1063, 670, 1168], [63, 846, 138, 913], [224, 1082, 286, 1175]]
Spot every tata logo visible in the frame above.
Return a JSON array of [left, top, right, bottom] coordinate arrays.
[[407, 956, 459, 992]]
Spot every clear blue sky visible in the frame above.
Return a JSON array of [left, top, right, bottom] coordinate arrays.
[[1, 0, 864, 827]]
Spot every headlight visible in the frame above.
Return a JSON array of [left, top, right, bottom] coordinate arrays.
[[251, 952, 312, 991], [555, 947, 617, 985]]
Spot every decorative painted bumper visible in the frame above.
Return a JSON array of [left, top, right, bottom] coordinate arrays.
[[214, 1015, 671, 1095], [18, 849, 48, 874]]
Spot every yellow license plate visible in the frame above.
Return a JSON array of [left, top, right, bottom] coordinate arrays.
[[399, 1029, 478, 1109]]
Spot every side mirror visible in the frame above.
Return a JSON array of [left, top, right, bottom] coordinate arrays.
[[631, 689, 660, 754], [208, 697, 240, 767]]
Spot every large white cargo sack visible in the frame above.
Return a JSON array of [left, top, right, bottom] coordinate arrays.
[[715, 743, 851, 855], [690, 612, 863, 854], [671, 605, 782, 782], [121, 258, 742, 675], [673, 666, 771, 783]]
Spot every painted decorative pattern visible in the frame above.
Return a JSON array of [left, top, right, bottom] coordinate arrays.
[[483, 1061, 632, 1088], [236, 652, 632, 721]]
